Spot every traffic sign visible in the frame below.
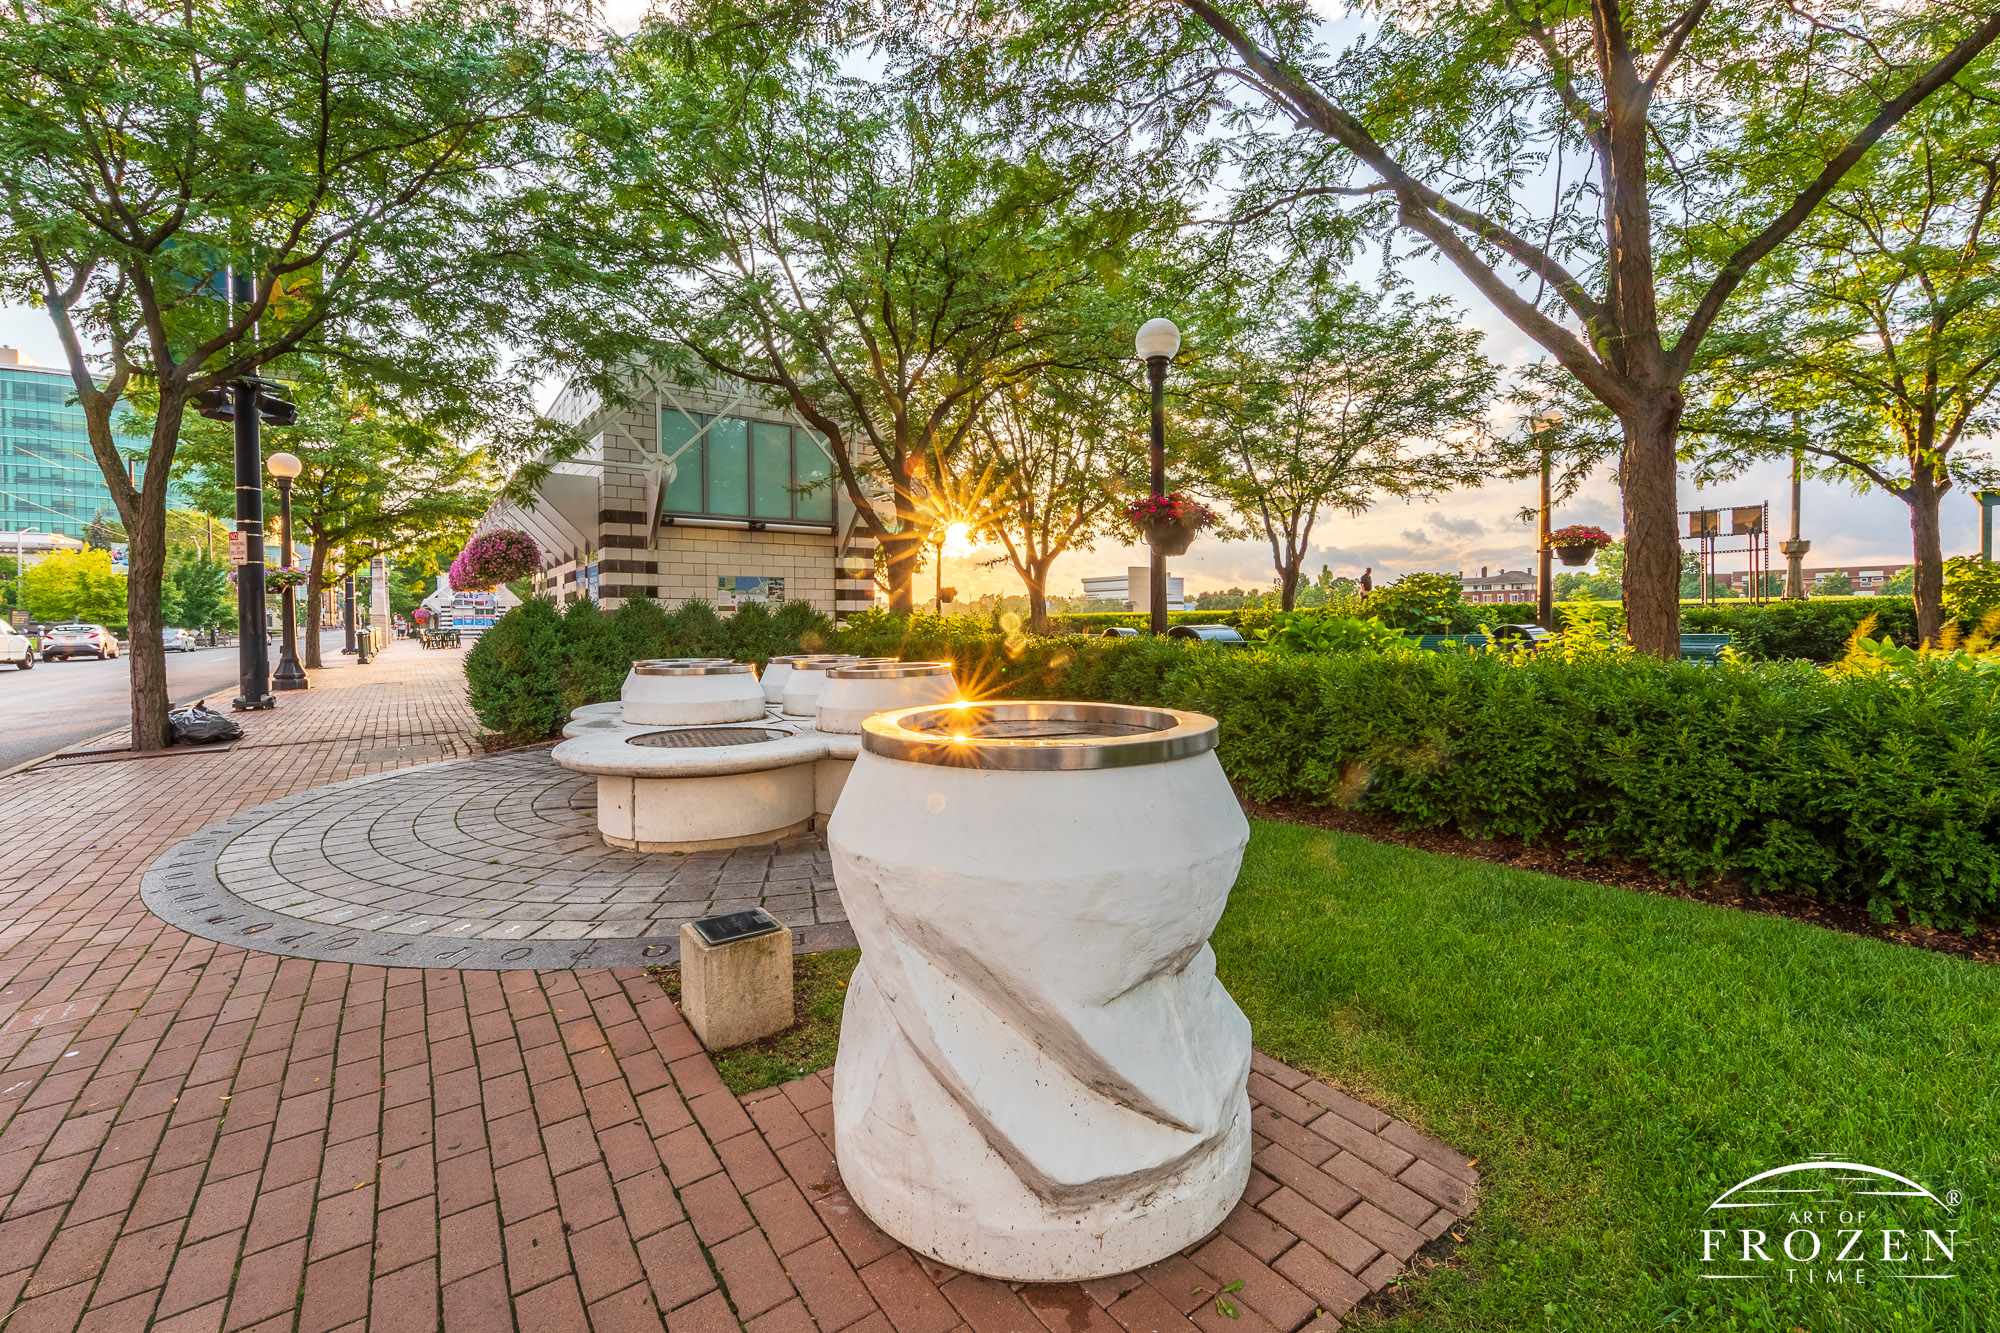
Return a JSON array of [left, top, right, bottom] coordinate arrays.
[[227, 532, 248, 566]]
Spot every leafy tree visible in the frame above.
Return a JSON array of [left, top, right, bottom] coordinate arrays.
[[1187, 282, 1495, 609], [1880, 566, 1916, 597], [1815, 571, 1856, 597], [0, 0, 588, 745], [85, 509, 126, 550], [970, 377, 1146, 632], [163, 547, 233, 636], [171, 373, 495, 667], [1688, 99, 2000, 643], [540, 16, 1155, 610], [975, 1, 2000, 655], [21, 548, 125, 625]]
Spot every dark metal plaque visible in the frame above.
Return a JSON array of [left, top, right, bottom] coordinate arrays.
[[690, 908, 784, 946]]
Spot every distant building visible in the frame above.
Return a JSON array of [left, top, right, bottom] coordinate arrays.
[[0, 529, 85, 569], [476, 372, 876, 618], [1080, 568, 1188, 611], [1460, 567, 1537, 605], [0, 346, 118, 540], [1712, 562, 1911, 595]]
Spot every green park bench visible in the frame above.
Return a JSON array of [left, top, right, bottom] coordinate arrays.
[[1408, 634, 1490, 651], [1679, 632, 1734, 663]]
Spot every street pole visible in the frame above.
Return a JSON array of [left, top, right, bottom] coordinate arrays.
[[342, 571, 357, 655], [1147, 356, 1169, 635], [1968, 490, 2000, 556], [270, 456, 307, 691], [1537, 446, 1554, 630], [1781, 446, 1810, 599], [229, 380, 274, 711]]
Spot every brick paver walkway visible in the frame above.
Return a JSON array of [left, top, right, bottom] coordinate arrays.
[[0, 642, 1476, 1331]]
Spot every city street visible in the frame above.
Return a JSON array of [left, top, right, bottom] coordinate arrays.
[[0, 629, 346, 772]]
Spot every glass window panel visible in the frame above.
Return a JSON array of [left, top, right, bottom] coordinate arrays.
[[705, 417, 749, 515], [751, 422, 793, 519], [794, 431, 833, 522], [660, 410, 705, 513]]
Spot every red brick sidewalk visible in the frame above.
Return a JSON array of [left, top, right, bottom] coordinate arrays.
[[0, 644, 1474, 1331]]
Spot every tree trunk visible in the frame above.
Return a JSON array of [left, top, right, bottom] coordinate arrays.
[[1906, 470, 1947, 644], [1022, 552, 1057, 635], [122, 489, 173, 751], [1278, 554, 1304, 612], [881, 531, 922, 614], [1620, 396, 1686, 658], [303, 537, 330, 669]]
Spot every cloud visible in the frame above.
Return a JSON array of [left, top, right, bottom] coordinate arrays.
[[1430, 514, 1485, 537]]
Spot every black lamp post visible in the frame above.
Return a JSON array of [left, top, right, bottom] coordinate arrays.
[[194, 377, 296, 711], [342, 571, 357, 654], [267, 451, 307, 690], [1135, 317, 1182, 636]]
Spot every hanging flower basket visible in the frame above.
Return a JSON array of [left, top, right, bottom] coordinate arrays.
[[1126, 492, 1217, 557], [266, 567, 308, 592], [1549, 524, 1615, 567], [450, 529, 541, 591]]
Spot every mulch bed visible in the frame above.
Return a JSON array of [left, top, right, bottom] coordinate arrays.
[[1248, 798, 2000, 966]]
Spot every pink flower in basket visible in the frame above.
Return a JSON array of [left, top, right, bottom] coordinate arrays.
[[450, 529, 541, 592]]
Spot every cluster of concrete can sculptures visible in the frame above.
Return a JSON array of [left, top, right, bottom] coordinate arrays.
[[551, 661, 1253, 1284]]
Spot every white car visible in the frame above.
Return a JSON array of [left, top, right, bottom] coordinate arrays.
[[163, 627, 200, 653], [0, 622, 31, 670]]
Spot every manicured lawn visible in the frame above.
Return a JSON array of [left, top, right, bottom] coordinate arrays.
[[1221, 821, 1999, 1332], [649, 947, 859, 1095]]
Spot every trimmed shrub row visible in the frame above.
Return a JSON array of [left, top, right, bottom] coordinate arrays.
[[466, 598, 1996, 925], [464, 596, 834, 740], [885, 621, 1999, 929]]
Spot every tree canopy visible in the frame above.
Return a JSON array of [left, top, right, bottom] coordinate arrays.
[[0, 0, 590, 742], [1185, 280, 1496, 609], [956, 0, 2000, 653]]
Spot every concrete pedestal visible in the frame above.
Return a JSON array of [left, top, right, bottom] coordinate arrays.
[[680, 921, 794, 1049], [828, 701, 1251, 1281]]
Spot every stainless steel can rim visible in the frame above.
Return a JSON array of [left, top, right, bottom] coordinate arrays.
[[825, 661, 955, 680], [768, 654, 856, 665], [861, 700, 1219, 769], [632, 660, 755, 676], [790, 656, 894, 675]]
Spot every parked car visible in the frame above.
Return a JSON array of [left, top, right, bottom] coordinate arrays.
[[162, 627, 200, 653], [42, 623, 118, 661], [0, 621, 32, 670]]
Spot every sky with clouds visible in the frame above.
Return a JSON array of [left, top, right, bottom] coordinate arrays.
[[3, 1, 1977, 597]]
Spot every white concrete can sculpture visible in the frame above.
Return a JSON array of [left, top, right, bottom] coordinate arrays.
[[815, 661, 959, 735], [827, 701, 1253, 1281], [622, 660, 766, 726], [775, 656, 858, 715], [762, 654, 848, 706]]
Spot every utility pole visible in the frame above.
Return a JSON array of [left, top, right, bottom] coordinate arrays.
[[195, 378, 296, 710], [1537, 445, 1554, 629], [1781, 442, 1810, 600]]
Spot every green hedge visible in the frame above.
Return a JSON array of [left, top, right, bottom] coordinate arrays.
[[469, 601, 2000, 925], [1680, 597, 1919, 659], [465, 596, 834, 739], [850, 618, 2000, 928]]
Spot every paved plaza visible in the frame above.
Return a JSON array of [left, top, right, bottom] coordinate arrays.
[[143, 751, 850, 972], [0, 643, 1476, 1331]]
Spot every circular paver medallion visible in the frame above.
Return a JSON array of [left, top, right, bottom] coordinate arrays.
[[140, 748, 852, 969]]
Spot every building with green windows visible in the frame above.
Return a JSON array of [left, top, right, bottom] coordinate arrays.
[[0, 347, 113, 540], [478, 374, 877, 617]]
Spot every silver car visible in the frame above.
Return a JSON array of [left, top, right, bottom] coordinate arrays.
[[163, 627, 200, 653], [42, 623, 118, 661]]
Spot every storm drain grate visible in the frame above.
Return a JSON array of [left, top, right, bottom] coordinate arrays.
[[627, 728, 789, 749]]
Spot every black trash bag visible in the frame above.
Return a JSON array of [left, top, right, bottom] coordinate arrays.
[[169, 700, 244, 744]]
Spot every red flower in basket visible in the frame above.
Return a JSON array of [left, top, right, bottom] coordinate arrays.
[[1126, 492, 1218, 557], [1549, 524, 1615, 566]]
